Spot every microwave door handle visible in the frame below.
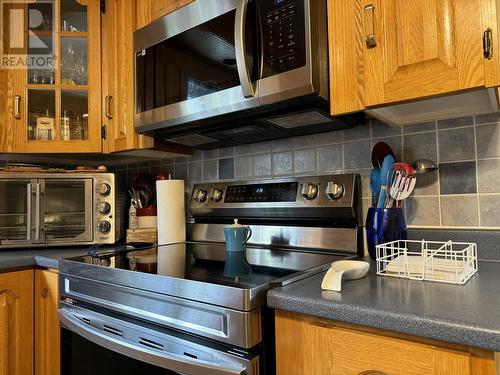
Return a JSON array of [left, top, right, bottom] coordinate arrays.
[[59, 309, 247, 375], [26, 183, 31, 240], [235, 0, 255, 98]]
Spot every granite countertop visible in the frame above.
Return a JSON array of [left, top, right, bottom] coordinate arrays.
[[268, 257, 500, 352], [0, 247, 109, 271]]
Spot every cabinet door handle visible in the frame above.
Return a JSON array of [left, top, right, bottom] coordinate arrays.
[[13, 95, 21, 119], [358, 371, 388, 375], [105, 95, 113, 119], [41, 288, 48, 298], [364, 4, 377, 49], [483, 28, 493, 60]]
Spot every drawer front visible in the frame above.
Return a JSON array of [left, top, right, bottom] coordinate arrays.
[[276, 311, 475, 375]]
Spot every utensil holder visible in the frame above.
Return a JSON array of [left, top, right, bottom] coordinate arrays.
[[366, 208, 407, 260]]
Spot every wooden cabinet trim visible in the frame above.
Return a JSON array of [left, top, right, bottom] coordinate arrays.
[[35, 269, 60, 375]]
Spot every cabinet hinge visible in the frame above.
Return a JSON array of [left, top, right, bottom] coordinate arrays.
[[100, 0, 106, 14], [101, 125, 107, 140], [483, 28, 493, 60]]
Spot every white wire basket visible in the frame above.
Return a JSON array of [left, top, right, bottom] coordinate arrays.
[[375, 240, 478, 285]]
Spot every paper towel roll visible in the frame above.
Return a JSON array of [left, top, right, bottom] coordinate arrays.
[[157, 243, 186, 278], [156, 180, 186, 245]]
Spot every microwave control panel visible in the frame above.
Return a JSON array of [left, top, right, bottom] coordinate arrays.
[[261, 0, 306, 77]]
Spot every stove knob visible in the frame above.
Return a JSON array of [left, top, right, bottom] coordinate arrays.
[[97, 183, 111, 196], [301, 183, 318, 200], [210, 188, 223, 202], [97, 202, 111, 214], [326, 182, 344, 200], [97, 221, 111, 233], [193, 189, 207, 202]]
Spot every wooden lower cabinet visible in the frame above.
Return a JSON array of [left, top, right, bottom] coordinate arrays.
[[276, 310, 496, 375], [0, 270, 34, 375], [35, 269, 60, 375]]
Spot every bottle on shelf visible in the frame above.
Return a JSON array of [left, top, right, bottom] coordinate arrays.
[[61, 110, 70, 140], [82, 113, 88, 140], [72, 116, 83, 140], [36, 109, 55, 141]]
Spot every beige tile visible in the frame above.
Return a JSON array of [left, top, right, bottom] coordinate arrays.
[[235, 157, 253, 179], [404, 196, 440, 226], [253, 154, 271, 177], [479, 195, 500, 227], [272, 152, 293, 176], [440, 195, 479, 227], [294, 149, 316, 174], [478, 159, 500, 193], [476, 123, 500, 158]]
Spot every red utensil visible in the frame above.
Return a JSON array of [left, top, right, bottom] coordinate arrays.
[[371, 142, 395, 168]]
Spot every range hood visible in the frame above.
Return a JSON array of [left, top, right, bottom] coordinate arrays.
[[143, 96, 365, 150]]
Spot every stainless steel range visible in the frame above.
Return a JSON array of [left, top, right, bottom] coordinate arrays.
[[58, 173, 362, 375]]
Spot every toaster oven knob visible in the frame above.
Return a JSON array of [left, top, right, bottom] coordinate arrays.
[[301, 183, 318, 200], [326, 182, 344, 200], [97, 221, 111, 233], [97, 183, 111, 196], [193, 189, 207, 202], [210, 188, 223, 202], [97, 202, 111, 214]]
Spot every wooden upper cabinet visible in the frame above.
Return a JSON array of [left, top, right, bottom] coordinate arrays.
[[364, 0, 491, 106], [0, 270, 34, 375], [101, 0, 154, 153], [35, 269, 59, 375], [329, 0, 500, 115], [136, 0, 193, 30], [102, 0, 192, 155], [6, 0, 102, 153]]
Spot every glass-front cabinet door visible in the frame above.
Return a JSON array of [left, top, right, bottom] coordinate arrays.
[[12, 0, 101, 153]]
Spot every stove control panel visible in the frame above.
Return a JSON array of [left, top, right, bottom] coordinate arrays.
[[225, 182, 298, 203], [189, 174, 358, 214]]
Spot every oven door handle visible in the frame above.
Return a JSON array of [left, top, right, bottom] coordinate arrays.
[[59, 309, 248, 375], [235, 0, 255, 98]]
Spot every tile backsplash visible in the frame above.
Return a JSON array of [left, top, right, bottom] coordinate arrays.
[[113, 112, 500, 229]]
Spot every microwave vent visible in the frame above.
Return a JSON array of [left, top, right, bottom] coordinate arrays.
[[266, 111, 332, 129], [168, 134, 218, 146]]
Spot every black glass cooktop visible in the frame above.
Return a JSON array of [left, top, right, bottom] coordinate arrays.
[[68, 242, 343, 290]]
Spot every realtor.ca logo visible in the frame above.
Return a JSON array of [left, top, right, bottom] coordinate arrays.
[[1, 0, 55, 71]]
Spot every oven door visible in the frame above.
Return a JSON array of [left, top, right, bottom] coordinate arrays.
[[59, 304, 258, 375], [42, 179, 93, 243], [134, 0, 260, 133]]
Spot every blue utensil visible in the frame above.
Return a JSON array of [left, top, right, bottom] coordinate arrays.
[[370, 168, 381, 207], [377, 154, 395, 208]]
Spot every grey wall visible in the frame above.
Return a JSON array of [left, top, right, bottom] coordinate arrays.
[[113, 112, 500, 229]]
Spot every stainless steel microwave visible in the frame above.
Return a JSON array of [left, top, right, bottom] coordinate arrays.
[[134, 0, 363, 149], [0, 173, 118, 248]]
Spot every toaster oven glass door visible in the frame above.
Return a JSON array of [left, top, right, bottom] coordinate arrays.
[[0, 179, 37, 245], [43, 179, 93, 243]]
